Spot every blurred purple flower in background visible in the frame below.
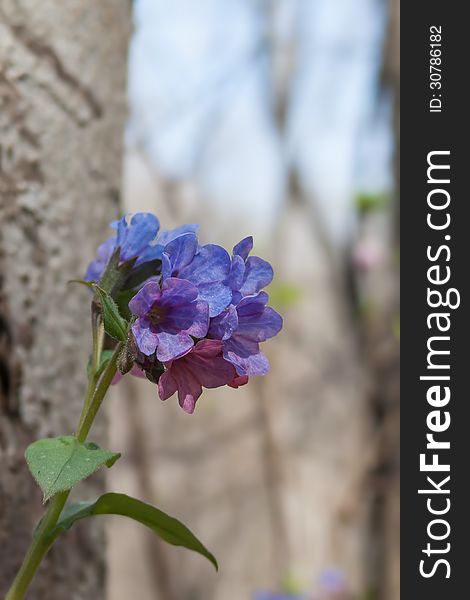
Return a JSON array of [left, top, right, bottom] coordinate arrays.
[[253, 568, 354, 600], [311, 569, 354, 600], [254, 592, 303, 600]]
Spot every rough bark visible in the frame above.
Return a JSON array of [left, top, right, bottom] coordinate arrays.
[[0, 1, 130, 597]]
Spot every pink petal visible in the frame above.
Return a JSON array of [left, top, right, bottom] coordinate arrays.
[[158, 370, 178, 401], [228, 375, 249, 388], [191, 339, 223, 357], [172, 362, 203, 414]]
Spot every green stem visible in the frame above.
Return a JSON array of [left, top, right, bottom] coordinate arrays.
[[5, 333, 122, 599], [76, 343, 121, 443], [76, 371, 99, 435], [5, 492, 69, 600], [92, 322, 105, 373], [77, 319, 104, 430]]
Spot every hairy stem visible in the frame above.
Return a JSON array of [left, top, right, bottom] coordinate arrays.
[[78, 316, 104, 430], [76, 343, 121, 443], [5, 491, 70, 600]]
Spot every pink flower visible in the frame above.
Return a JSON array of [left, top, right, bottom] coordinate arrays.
[[352, 238, 384, 272], [158, 339, 248, 414]]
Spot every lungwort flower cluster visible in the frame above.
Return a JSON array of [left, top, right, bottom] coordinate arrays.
[[86, 213, 282, 413]]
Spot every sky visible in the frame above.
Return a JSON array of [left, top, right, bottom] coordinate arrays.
[[127, 0, 393, 246]]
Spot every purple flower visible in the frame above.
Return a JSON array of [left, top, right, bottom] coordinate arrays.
[[129, 278, 209, 362], [85, 213, 160, 281], [86, 213, 283, 413], [115, 212, 161, 264], [228, 236, 274, 303], [254, 593, 302, 600], [308, 569, 352, 600], [209, 291, 283, 376], [319, 569, 346, 589], [158, 339, 248, 414], [85, 213, 198, 283], [161, 233, 232, 317], [85, 236, 116, 282], [155, 223, 198, 250]]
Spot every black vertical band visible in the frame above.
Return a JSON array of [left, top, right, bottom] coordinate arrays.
[[401, 4, 467, 596]]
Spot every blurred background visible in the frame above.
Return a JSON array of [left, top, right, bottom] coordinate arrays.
[[0, 0, 398, 598], [106, 1, 399, 600]]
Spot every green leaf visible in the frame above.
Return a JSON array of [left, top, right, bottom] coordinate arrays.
[[99, 250, 141, 295], [86, 349, 114, 378], [67, 279, 95, 289], [115, 289, 136, 321], [50, 493, 218, 570], [98, 247, 122, 292], [25, 436, 120, 502], [93, 285, 128, 341]]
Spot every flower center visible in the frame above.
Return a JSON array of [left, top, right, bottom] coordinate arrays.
[[148, 304, 167, 325]]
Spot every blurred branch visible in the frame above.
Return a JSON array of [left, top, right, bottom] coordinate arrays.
[[253, 376, 290, 578], [122, 377, 178, 600]]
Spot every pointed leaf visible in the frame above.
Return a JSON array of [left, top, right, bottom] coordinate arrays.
[[93, 285, 128, 341], [50, 492, 218, 570], [115, 289, 135, 320], [98, 247, 122, 292], [25, 436, 120, 502], [67, 279, 95, 289]]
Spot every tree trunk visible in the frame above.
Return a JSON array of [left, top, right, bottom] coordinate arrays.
[[0, 1, 130, 597]]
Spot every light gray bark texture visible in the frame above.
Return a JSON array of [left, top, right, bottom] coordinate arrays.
[[0, 1, 130, 597]]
